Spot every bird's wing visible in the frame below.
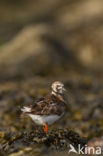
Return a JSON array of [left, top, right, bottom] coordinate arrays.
[[29, 94, 66, 115], [21, 97, 44, 113]]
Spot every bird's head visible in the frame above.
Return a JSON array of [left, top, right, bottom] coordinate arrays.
[[51, 81, 66, 95]]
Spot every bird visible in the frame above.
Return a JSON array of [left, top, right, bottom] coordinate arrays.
[[21, 81, 66, 135]]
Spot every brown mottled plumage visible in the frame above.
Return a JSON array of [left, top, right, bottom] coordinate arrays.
[[28, 94, 66, 115]]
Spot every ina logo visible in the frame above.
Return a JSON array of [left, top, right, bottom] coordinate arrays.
[[68, 144, 101, 155]]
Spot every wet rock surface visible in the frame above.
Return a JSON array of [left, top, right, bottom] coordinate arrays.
[[0, 129, 86, 155]]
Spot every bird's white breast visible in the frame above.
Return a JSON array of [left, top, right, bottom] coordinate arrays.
[[28, 113, 64, 125]]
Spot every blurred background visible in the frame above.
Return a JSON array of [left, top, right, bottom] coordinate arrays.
[[0, 0, 103, 156]]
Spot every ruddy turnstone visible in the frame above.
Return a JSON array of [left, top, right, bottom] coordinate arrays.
[[21, 81, 66, 135]]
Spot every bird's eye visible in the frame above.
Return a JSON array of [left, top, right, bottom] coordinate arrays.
[[57, 85, 60, 88]]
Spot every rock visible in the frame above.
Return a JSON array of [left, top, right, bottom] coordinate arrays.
[[0, 24, 78, 80], [0, 129, 87, 155], [0, 0, 103, 73]]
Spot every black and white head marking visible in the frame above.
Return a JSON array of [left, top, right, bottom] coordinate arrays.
[[51, 81, 65, 95]]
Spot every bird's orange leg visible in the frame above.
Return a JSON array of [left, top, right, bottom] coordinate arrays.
[[43, 123, 48, 135]]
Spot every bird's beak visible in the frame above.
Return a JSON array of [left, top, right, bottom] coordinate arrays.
[[63, 87, 66, 92]]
